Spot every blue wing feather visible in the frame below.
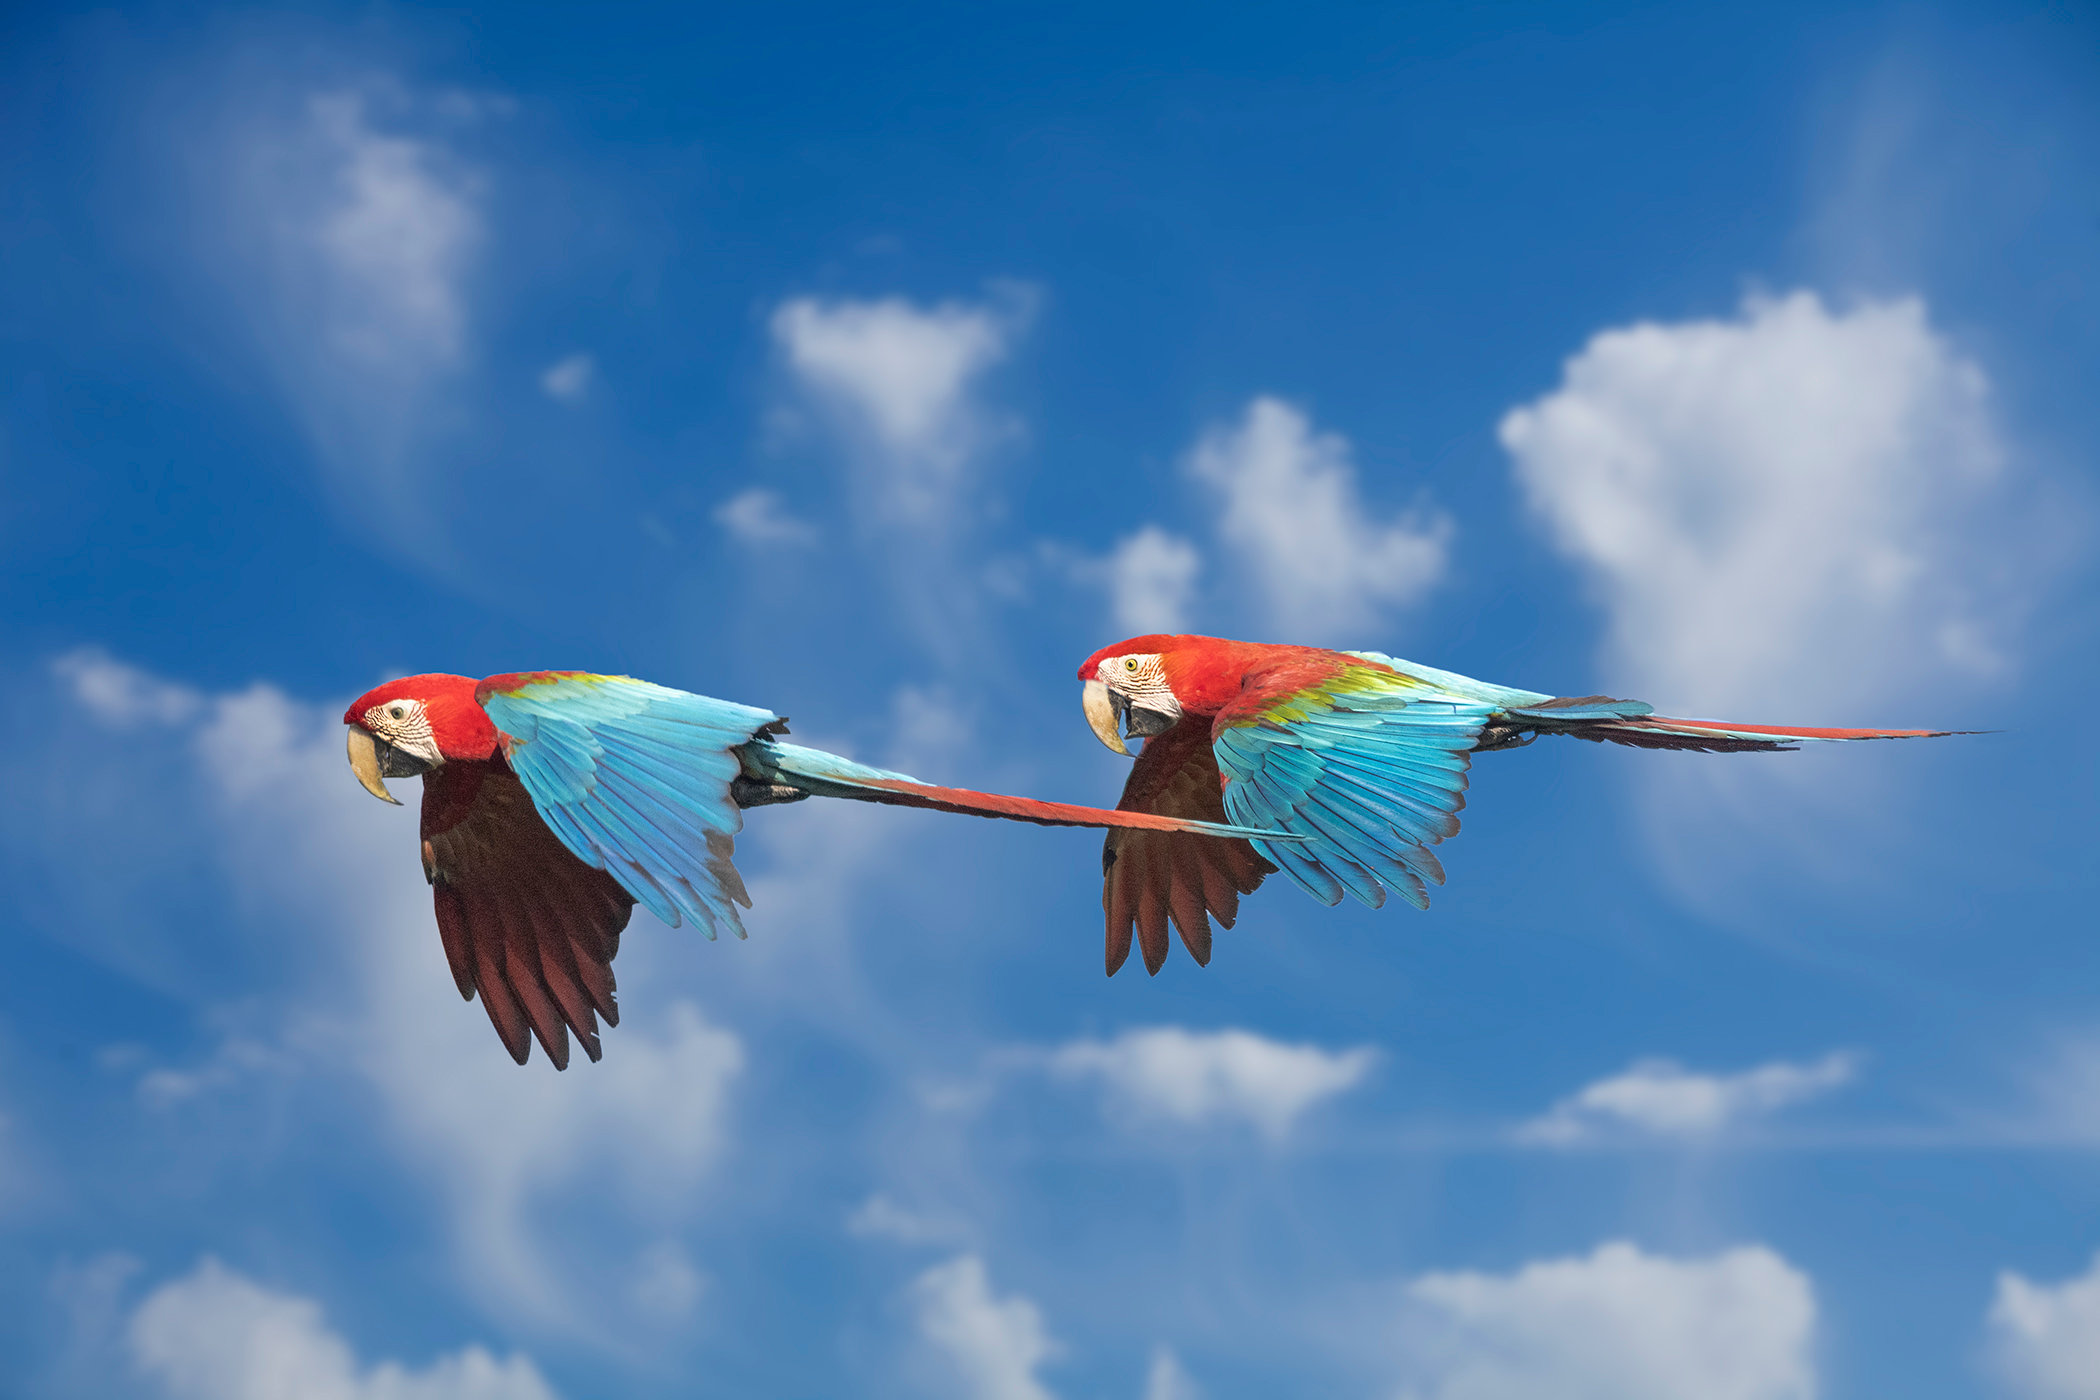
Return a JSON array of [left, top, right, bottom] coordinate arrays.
[[1214, 671, 1494, 910], [478, 674, 780, 939]]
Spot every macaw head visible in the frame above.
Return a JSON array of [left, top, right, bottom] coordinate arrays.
[[342, 674, 498, 804], [1078, 635, 1192, 755]]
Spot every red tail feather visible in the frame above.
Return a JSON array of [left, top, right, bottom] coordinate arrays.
[[847, 775, 1273, 837]]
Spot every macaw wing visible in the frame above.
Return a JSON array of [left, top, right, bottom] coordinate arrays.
[[476, 672, 779, 940], [421, 761, 635, 1069], [1101, 717, 1276, 977], [1212, 664, 1497, 909]]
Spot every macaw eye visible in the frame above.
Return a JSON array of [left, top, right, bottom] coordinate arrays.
[[389, 704, 408, 720], [1123, 657, 1138, 672]]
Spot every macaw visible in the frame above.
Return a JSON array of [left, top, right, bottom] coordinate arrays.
[[1078, 634, 1961, 976], [345, 669, 1283, 1068]]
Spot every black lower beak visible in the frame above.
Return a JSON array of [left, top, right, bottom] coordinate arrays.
[[377, 736, 435, 779], [1124, 704, 1178, 741], [1108, 689, 1176, 742]]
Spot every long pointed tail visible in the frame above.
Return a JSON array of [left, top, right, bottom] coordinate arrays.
[[1500, 697, 1968, 753], [739, 739, 1300, 839]]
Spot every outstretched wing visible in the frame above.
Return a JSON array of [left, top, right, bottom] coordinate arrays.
[[422, 760, 634, 1068], [1213, 661, 1496, 910], [476, 672, 778, 940], [1101, 718, 1276, 977]]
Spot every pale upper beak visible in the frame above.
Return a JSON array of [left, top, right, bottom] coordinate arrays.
[[1083, 679, 1130, 756], [346, 726, 438, 805]]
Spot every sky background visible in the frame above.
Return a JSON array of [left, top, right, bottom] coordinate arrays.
[[3, 3, 2099, 1398]]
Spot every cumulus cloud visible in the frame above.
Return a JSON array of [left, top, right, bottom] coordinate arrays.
[[538, 352, 594, 404], [910, 1255, 1058, 1400], [771, 287, 1032, 528], [714, 487, 820, 547], [1989, 1253, 2100, 1400], [1049, 1027, 1374, 1142], [1503, 291, 2023, 720], [130, 1258, 557, 1400], [1103, 526, 1202, 635], [1518, 1053, 1857, 1145], [1187, 397, 1450, 641], [1393, 1241, 1816, 1400], [58, 655, 745, 1330]]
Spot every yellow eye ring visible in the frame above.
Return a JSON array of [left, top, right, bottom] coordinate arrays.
[[1124, 657, 1138, 671]]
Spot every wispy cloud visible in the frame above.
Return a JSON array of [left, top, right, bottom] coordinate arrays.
[[1186, 396, 1450, 642], [214, 80, 491, 559], [1989, 1252, 2100, 1400], [911, 1254, 1059, 1400], [1392, 1241, 1816, 1400], [849, 1193, 970, 1247], [714, 487, 819, 548], [1517, 1053, 1858, 1145], [130, 1257, 558, 1400], [1143, 1346, 1202, 1400], [1048, 1026, 1375, 1142], [539, 352, 594, 404]]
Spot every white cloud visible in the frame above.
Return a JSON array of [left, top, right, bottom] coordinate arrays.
[[1518, 1053, 1857, 1145], [849, 1193, 969, 1246], [1143, 1346, 1201, 1400], [54, 648, 203, 727], [302, 92, 481, 375], [1049, 1027, 1375, 1142], [1990, 1253, 2100, 1400], [538, 352, 594, 404], [1104, 526, 1201, 635], [771, 288, 1030, 527], [1187, 397, 1450, 640], [216, 82, 488, 556], [60, 660, 746, 1330], [910, 1254, 1058, 1400], [714, 487, 819, 547], [130, 1257, 558, 1400], [1394, 1241, 1816, 1400], [1502, 291, 2021, 720]]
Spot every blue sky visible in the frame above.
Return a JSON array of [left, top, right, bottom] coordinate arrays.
[[3, 3, 2098, 1397]]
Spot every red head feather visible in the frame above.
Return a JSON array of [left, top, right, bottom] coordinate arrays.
[[1079, 635, 1359, 715], [343, 674, 501, 761]]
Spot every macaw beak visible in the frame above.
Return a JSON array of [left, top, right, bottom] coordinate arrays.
[[1082, 679, 1131, 756], [346, 725, 435, 805]]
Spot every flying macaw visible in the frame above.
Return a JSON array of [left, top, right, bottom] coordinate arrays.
[[345, 669, 1285, 1068], [1078, 634, 1961, 976]]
